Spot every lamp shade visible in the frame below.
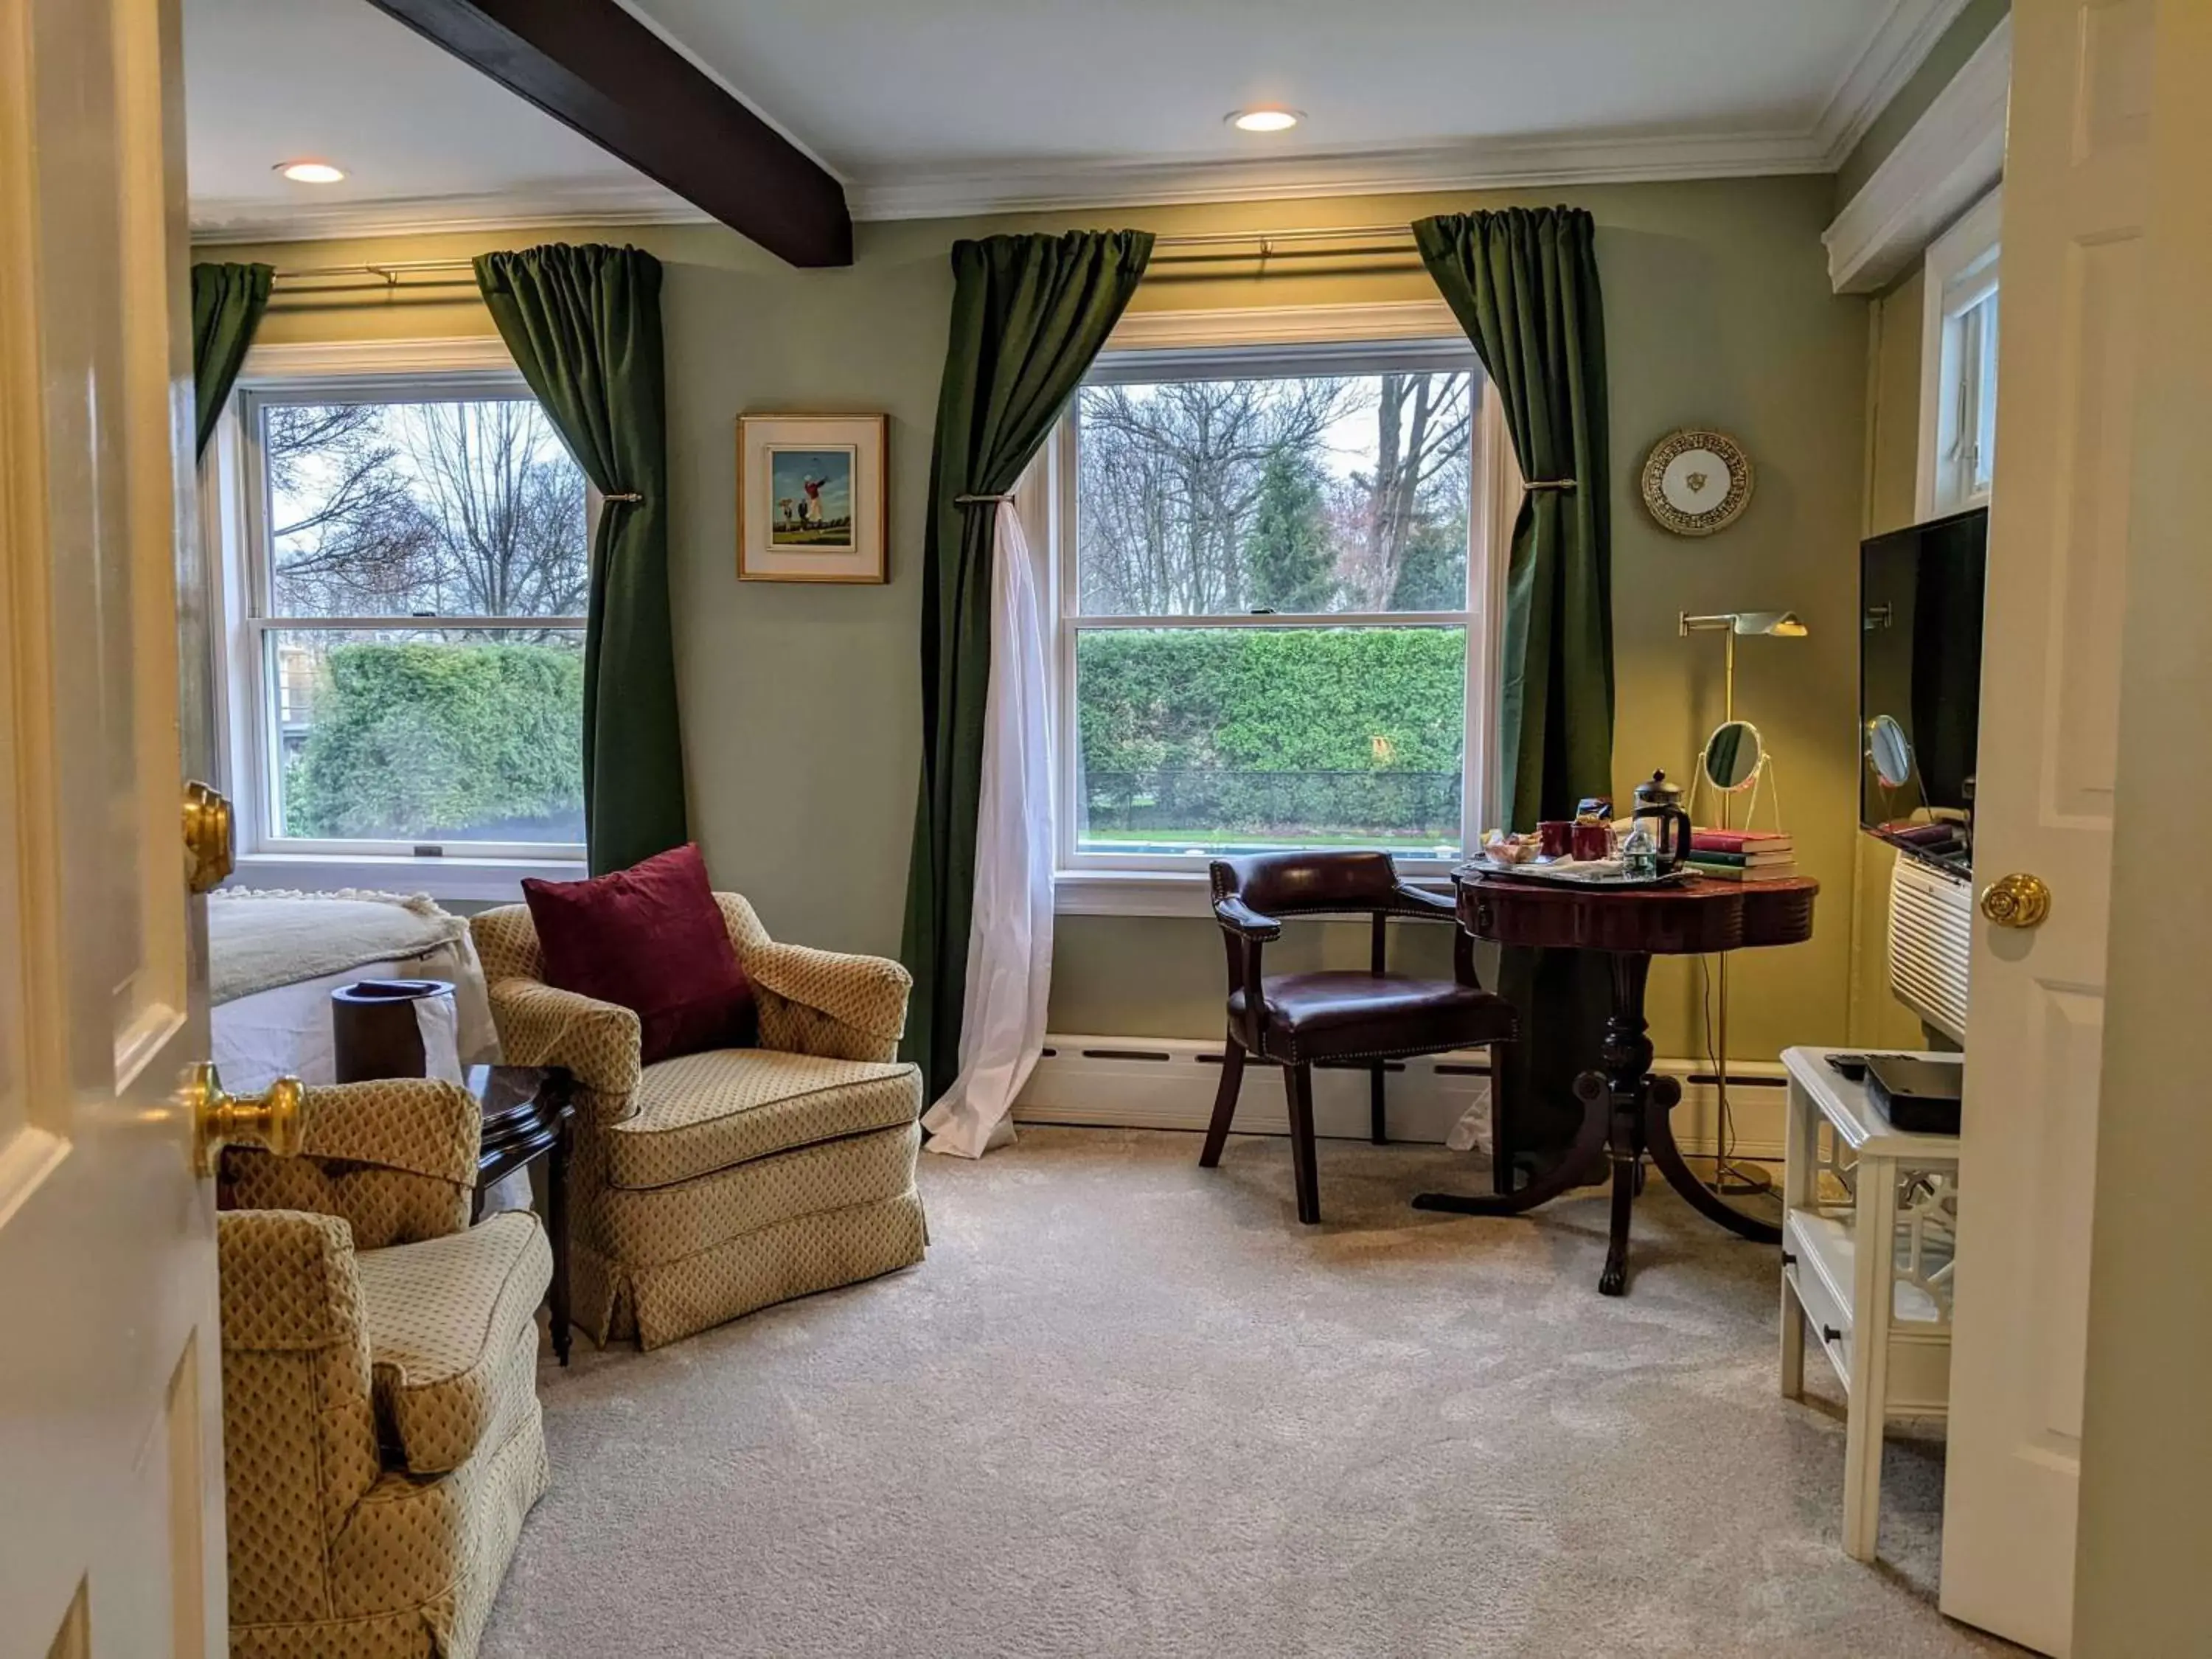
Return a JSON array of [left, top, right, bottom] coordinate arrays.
[[1733, 611, 1807, 637]]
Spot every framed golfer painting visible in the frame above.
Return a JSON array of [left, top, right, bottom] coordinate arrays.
[[737, 413, 888, 582]]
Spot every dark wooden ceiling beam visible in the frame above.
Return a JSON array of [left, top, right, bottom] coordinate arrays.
[[362, 0, 852, 268]]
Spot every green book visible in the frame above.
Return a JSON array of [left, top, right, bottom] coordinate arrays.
[[1685, 858, 1796, 882]]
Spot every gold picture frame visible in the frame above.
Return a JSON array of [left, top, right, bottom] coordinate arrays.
[[737, 413, 888, 582]]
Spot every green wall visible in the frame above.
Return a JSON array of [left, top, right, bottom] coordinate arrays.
[[1848, 265, 1949, 1051], [1835, 0, 2011, 209], [212, 173, 1869, 1062]]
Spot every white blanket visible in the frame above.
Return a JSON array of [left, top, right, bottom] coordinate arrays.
[[208, 888, 467, 1005]]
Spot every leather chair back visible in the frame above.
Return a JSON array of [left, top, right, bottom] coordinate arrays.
[[1209, 849, 1401, 917]]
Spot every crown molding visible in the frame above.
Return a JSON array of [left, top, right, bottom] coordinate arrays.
[[1809, 0, 1976, 163], [845, 127, 1836, 223], [1823, 14, 2011, 293], [189, 181, 708, 247]]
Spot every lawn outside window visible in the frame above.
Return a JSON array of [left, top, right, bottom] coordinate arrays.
[[212, 363, 593, 890], [1030, 330, 1512, 914]]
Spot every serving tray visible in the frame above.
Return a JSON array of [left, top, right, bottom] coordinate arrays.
[[1459, 857, 1694, 891]]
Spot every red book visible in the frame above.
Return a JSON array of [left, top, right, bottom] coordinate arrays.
[[1690, 829, 1792, 854]]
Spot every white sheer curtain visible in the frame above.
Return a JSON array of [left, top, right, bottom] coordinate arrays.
[[922, 501, 1053, 1158], [1447, 381, 1522, 1157]]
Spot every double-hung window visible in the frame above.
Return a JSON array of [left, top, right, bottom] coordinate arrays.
[[1043, 335, 1503, 896], [226, 374, 591, 872], [1919, 188, 2002, 516]]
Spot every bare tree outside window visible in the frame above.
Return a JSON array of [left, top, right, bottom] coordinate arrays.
[[268, 399, 588, 628], [1070, 364, 1478, 859], [1076, 370, 1470, 619], [251, 393, 588, 847], [1338, 371, 1473, 612]]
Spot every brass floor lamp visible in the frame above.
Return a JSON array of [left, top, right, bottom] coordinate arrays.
[[1678, 610, 1808, 1200]]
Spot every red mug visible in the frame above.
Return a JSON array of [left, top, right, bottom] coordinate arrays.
[[1571, 821, 1613, 862], [1537, 820, 1575, 859]]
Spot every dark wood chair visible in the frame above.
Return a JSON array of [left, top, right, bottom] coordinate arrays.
[[1200, 850, 1518, 1224]]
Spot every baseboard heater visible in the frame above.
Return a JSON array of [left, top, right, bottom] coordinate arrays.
[[1014, 1035, 1789, 1160]]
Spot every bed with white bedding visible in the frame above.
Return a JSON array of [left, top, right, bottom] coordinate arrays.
[[209, 888, 496, 1092]]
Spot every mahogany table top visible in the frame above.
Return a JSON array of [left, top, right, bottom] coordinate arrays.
[[1453, 869, 1819, 956]]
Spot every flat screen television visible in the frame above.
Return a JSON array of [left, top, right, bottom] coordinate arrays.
[[1860, 506, 1988, 876]]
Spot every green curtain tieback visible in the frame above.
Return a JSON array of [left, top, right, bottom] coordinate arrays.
[[602, 490, 644, 502], [1524, 479, 1577, 493], [953, 492, 1015, 507]]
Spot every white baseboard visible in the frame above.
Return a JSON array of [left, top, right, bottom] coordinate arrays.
[[1013, 1034, 1788, 1161]]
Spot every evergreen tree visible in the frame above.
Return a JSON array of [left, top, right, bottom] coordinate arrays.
[[1242, 448, 1335, 612], [1388, 511, 1470, 612]]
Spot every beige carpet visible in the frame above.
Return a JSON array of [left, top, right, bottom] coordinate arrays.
[[484, 1127, 2016, 1658]]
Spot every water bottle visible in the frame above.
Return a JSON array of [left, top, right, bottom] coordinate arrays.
[[1619, 818, 1659, 880]]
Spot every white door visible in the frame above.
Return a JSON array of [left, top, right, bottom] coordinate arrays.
[[0, 0, 229, 1654], [1939, 0, 2163, 1651]]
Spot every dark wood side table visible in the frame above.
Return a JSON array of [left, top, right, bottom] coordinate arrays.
[[468, 1065, 576, 1365], [1413, 871, 1818, 1295]]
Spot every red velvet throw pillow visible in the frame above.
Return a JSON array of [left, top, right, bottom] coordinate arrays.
[[522, 844, 756, 1066]]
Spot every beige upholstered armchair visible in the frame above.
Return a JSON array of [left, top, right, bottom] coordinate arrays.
[[217, 1078, 550, 1659], [470, 892, 927, 1352]]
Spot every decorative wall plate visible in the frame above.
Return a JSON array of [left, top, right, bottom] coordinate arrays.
[[1640, 428, 1754, 538]]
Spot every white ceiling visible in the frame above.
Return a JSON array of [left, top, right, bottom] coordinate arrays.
[[187, 0, 1971, 244], [183, 0, 690, 242]]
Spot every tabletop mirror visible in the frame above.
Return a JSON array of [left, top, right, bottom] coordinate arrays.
[[1866, 713, 1915, 790], [1700, 719, 1765, 792]]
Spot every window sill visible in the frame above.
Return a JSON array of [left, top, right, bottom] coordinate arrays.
[[1054, 869, 1214, 919], [228, 852, 585, 905], [1053, 866, 1457, 919]]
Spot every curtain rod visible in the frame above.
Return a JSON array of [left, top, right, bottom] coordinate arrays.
[[273, 258, 478, 278], [268, 229, 1422, 282], [1150, 223, 1416, 249], [1146, 224, 1422, 268], [263, 259, 481, 306]]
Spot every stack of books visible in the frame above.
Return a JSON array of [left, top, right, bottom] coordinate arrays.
[[1685, 829, 1796, 881]]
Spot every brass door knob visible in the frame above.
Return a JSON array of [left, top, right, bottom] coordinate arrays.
[[186, 1061, 303, 1177], [1979, 872, 2052, 930], [182, 781, 234, 895]]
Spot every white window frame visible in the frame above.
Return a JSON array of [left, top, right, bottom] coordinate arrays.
[[204, 337, 590, 900], [1917, 186, 2003, 519], [1032, 305, 1515, 918]]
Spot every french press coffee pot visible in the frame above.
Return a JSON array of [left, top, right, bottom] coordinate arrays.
[[1630, 770, 1694, 872]]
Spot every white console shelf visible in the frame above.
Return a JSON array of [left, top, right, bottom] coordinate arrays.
[[1778, 1046, 1961, 1562]]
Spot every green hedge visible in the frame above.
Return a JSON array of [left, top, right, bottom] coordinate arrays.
[[1077, 627, 1464, 835], [285, 641, 583, 840]]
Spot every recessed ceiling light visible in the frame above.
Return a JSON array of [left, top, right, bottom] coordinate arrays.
[[275, 160, 347, 184], [1227, 108, 1302, 134]]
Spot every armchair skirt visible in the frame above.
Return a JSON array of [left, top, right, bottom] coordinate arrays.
[[574, 1116, 926, 1351]]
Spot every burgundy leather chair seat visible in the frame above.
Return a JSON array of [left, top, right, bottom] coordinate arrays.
[[1228, 972, 1515, 1063]]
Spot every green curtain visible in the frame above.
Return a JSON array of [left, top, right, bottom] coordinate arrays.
[[1414, 206, 1616, 1164], [900, 230, 1153, 1101], [475, 244, 686, 876], [190, 262, 273, 460]]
